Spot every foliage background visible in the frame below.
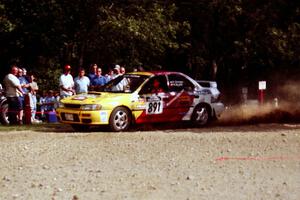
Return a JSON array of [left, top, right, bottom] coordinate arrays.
[[0, 0, 299, 103]]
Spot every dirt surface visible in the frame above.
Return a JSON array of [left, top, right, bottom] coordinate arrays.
[[0, 123, 299, 200]]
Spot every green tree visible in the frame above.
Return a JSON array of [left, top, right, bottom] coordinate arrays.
[[0, 3, 15, 33], [175, 0, 300, 83], [1, 0, 299, 98], [77, 1, 190, 69], [0, 0, 190, 91]]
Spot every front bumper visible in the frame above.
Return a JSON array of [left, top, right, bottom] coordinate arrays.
[[56, 109, 112, 125]]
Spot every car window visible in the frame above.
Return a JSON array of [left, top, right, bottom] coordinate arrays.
[[97, 74, 148, 93], [168, 74, 194, 92], [139, 75, 168, 94], [197, 81, 211, 87]]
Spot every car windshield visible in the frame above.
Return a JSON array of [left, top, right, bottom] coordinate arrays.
[[95, 74, 149, 93]]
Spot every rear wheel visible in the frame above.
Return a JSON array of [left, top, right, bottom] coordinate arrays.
[[191, 104, 210, 126], [0, 101, 9, 125], [109, 107, 131, 132]]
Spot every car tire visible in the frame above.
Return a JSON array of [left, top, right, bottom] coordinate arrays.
[[191, 104, 210, 126], [71, 124, 90, 132], [0, 100, 9, 125], [109, 107, 131, 132]]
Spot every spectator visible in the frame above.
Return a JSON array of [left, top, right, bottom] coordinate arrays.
[[90, 67, 107, 90], [45, 90, 56, 112], [88, 63, 98, 80], [120, 66, 126, 75], [111, 65, 121, 79], [17, 68, 29, 123], [105, 68, 114, 82], [74, 68, 90, 94], [28, 73, 40, 123], [39, 90, 56, 122], [59, 64, 75, 99], [18, 68, 30, 93], [3, 65, 25, 124], [39, 90, 47, 120], [21, 68, 30, 82], [54, 91, 60, 109]]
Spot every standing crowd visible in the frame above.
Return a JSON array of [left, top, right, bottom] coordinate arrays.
[[2, 66, 40, 124], [1, 63, 127, 125], [59, 63, 126, 99]]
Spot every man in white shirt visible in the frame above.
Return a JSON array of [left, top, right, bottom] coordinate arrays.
[[3, 65, 25, 124], [59, 65, 75, 99], [74, 68, 90, 94]]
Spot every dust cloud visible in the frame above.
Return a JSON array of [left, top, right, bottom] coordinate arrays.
[[277, 80, 300, 104], [218, 81, 300, 125]]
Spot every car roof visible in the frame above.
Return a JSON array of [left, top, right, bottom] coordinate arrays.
[[127, 71, 184, 76]]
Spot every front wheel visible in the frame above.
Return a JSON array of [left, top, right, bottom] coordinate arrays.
[[191, 105, 210, 126], [109, 107, 131, 132]]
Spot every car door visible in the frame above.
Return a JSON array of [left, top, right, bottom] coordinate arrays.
[[136, 75, 170, 123], [164, 73, 195, 121]]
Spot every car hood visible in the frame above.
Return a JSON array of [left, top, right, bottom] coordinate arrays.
[[60, 92, 134, 106]]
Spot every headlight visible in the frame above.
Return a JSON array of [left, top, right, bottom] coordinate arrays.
[[81, 104, 102, 110]]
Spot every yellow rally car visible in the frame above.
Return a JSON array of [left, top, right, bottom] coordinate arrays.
[[56, 71, 225, 131]]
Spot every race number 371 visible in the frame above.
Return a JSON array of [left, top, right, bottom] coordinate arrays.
[[146, 100, 163, 114]]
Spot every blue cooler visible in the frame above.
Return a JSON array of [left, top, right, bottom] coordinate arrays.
[[48, 111, 58, 123]]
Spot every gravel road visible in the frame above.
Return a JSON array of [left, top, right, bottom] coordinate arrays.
[[0, 123, 299, 200]]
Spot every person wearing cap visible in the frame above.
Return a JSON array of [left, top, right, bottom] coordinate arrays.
[[111, 65, 121, 79], [59, 65, 75, 99]]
